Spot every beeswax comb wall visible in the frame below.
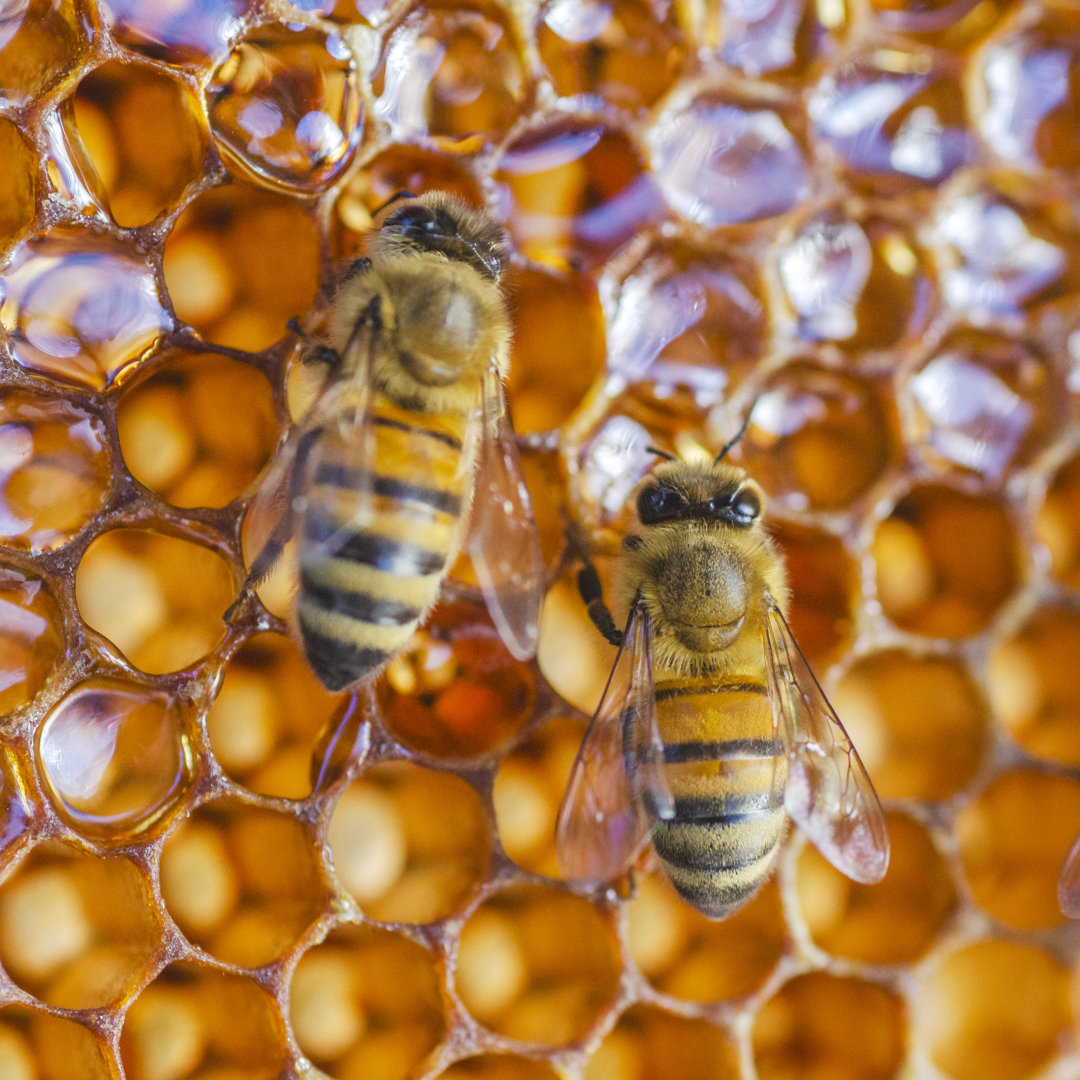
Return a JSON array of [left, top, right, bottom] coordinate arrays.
[[2, 0, 1080, 1078]]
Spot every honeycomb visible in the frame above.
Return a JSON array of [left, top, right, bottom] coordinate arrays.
[[1, 0, 1080, 1078]]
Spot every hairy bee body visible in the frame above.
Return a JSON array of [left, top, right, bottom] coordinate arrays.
[[558, 455, 888, 919], [232, 192, 542, 692]]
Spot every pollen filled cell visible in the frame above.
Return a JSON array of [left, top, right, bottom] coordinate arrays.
[[75, 528, 234, 674], [0, 841, 159, 1010], [117, 349, 277, 509], [289, 925, 446, 1078], [456, 884, 620, 1046], [328, 761, 489, 923]]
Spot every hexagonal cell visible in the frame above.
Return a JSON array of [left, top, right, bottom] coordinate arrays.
[[71, 60, 208, 227], [493, 116, 663, 271], [773, 206, 935, 351], [373, 1, 531, 149], [0, 840, 159, 1009], [494, 715, 587, 878], [988, 602, 1080, 767], [627, 874, 785, 1002], [956, 768, 1080, 930], [37, 678, 193, 842], [290, 924, 446, 1078], [536, 0, 687, 111], [75, 528, 234, 674], [930, 171, 1080, 322], [162, 182, 320, 351], [99, 0, 256, 67], [0, 390, 111, 553], [117, 349, 277, 509], [872, 483, 1020, 639], [207, 22, 363, 193], [120, 961, 286, 1080], [739, 365, 894, 512], [649, 86, 810, 226], [972, 7, 1080, 170], [376, 602, 537, 759], [809, 46, 974, 194], [1037, 451, 1080, 591], [906, 329, 1062, 481], [0, 563, 64, 711], [0, 228, 173, 390], [0, 1004, 113, 1080], [0, 119, 36, 250], [772, 520, 857, 665], [752, 972, 906, 1080], [603, 236, 768, 400], [916, 939, 1070, 1080], [456, 884, 620, 1046], [206, 631, 347, 799], [0, 747, 33, 872], [714, 0, 822, 75], [867, 0, 1010, 47], [830, 648, 988, 800], [437, 1057, 561, 1080], [585, 1005, 740, 1080], [327, 761, 489, 923], [503, 263, 604, 435], [796, 811, 956, 965], [159, 799, 328, 967], [332, 145, 484, 258], [0, 0, 86, 108]]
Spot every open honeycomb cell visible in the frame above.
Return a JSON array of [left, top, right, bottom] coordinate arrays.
[[5, 0, 1080, 1077]]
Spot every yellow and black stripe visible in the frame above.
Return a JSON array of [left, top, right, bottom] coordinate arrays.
[[297, 397, 472, 692], [646, 679, 788, 918]]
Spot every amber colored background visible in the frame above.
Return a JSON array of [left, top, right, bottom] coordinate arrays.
[[2, 0, 1080, 1078]]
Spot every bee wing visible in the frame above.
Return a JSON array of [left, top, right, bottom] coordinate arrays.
[[466, 365, 544, 661], [762, 594, 890, 885], [1059, 833, 1080, 917], [556, 601, 675, 884]]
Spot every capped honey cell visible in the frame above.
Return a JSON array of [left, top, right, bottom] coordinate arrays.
[[585, 1005, 740, 1080], [872, 483, 1020, 639], [456, 884, 620, 1045], [956, 768, 1080, 930], [373, 1, 531, 148], [752, 972, 906, 1080], [120, 962, 286, 1080], [37, 679, 193, 841], [71, 60, 209, 228], [290, 924, 446, 1078], [75, 527, 234, 674], [117, 349, 277, 509], [0, 563, 64, 711], [328, 761, 490, 923], [627, 873, 784, 1002], [207, 22, 363, 193], [0, 840, 159, 1009], [163, 182, 320, 352], [796, 811, 957, 965], [159, 799, 328, 967], [916, 939, 1071, 1080]]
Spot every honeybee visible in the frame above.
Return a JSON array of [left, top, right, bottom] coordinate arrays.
[[557, 437, 889, 918], [229, 192, 543, 691]]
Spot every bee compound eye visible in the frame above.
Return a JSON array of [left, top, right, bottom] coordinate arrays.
[[637, 485, 684, 523], [731, 486, 761, 524]]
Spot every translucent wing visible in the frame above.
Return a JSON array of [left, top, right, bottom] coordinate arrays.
[[467, 365, 544, 661], [556, 601, 675, 884], [763, 593, 890, 884], [1059, 833, 1080, 918]]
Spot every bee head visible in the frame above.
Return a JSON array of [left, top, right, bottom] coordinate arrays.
[[375, 192, 507, 282], [634, 461, 763, 530]]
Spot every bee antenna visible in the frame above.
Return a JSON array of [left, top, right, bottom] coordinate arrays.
[[372, 189, 417, 217], [714, 399, 757, 463], [645, 446, 676, 462]]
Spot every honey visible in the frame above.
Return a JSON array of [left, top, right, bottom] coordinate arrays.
[[3, 0, 1080, 1076]]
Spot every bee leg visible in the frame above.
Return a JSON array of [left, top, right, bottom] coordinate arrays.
[[224, 427, 322, 623], [577, 562, 623, 647]]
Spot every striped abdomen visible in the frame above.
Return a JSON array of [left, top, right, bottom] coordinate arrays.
[[297, 396, 473, 692], [647, 678, 787, 918]]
